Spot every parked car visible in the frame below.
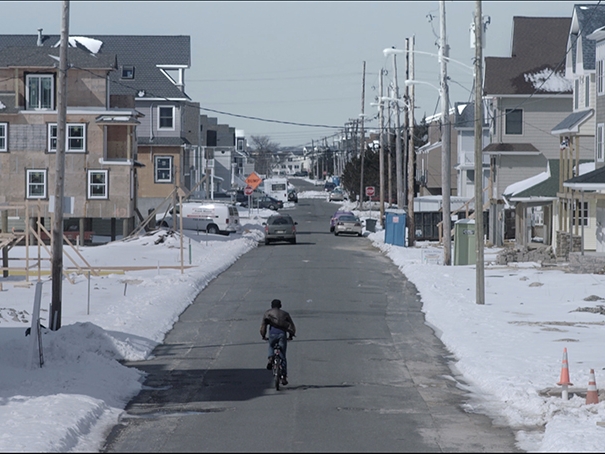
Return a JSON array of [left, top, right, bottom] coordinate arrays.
[[329, 210, 355, 233], [333, 214, 363, 237], [263, 214, 297, 245], [288, 188, 298, 203], [324, 182, 337, 192], [329, 188, 345, 202], [244, 194, 283, 210]]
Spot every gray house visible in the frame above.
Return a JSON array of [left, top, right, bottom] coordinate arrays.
[[483, 16, 574, 246]]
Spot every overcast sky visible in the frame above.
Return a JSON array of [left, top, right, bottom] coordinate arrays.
[[3, 1, 587, 148]]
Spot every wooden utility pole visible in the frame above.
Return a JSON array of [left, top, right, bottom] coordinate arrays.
[[392, 52, 404, 210], [407, 35, 416, 247], [378, 69, 385, 227], [474, 0, 485, 304], [440, 0, 452, 265], [51, 0, 69, 330], [358, 61, 366, 209]]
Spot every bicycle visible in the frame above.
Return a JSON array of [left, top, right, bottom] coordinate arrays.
[[271, 343, 285, 390]]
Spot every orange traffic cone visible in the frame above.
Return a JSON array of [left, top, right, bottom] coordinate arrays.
[[557, 347, 573, 386], [586, 369, 599, 405]]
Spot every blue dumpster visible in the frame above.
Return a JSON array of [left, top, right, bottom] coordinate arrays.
[[384, 210, 406, 246]]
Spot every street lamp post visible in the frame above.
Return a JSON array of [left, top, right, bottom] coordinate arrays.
[[383, 48, 404, 210]]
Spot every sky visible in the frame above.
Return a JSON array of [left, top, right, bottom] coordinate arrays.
[[0, 1, 589, 149], [2, 187, 605, 452]]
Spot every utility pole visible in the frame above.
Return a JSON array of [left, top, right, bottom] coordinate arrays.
[[404, 38, 410, 208], [51, 0, 69, 331], [358, 61, 366, 209], [474, 0, 485, 304], [408, 35, 416, 247], [387, 88, 393, 208], [378, 69, 385, 227], [440, 0, 452, 266], [391, 51, 404, 210]]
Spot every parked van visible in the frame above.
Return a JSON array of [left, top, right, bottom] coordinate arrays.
[[158, 201, 241, 235], [262, 177, 289, 203]]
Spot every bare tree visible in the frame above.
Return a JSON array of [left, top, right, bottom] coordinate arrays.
[[249, 135, 280, 176]]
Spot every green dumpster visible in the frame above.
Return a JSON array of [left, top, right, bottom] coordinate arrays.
[[453, 219, 476, 265]]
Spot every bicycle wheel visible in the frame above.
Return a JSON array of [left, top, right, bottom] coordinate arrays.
[[274, 358, 281, 390]]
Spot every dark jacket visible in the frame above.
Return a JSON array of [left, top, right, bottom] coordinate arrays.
[[260, 307, 296, 338]]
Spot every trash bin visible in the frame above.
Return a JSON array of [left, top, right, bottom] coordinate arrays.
[[365, 218, 377, 233], [453, 219, 476, 265], [384, 210, 406, 246]]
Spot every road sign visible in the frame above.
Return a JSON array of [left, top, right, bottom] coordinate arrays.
[[245, 172, 262, 190], [365, 186, 375, 197], [244, 186, 254, 196]]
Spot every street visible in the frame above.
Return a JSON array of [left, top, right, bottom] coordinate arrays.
[[102, 179, 519, 452]]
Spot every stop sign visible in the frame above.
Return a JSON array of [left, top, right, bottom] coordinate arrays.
[[365, 186, 375, 197], [244, 186, 254, 196]]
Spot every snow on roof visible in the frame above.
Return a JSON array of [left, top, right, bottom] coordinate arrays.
[[523, 68, 573, 92], [504, 163, 551, 196], [579, 161, 596, 175], [52, 36, 103, 55]]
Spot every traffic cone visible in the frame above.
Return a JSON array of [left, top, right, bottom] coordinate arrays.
[[586, 369, 599, 405], [557, 347, 573, 386]]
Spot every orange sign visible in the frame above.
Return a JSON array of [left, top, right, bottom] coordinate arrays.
[[245, 172, 262, 190]]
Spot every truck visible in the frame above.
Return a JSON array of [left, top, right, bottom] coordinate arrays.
[[262, 177, 289, 203]]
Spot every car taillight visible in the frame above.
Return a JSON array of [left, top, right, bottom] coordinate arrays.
[[292, 225, 296, 233], [355, 222, 361, 226], [264, 225, 269, 233]]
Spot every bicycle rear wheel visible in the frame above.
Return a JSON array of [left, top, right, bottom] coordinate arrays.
[[273, 358, 281, 390]]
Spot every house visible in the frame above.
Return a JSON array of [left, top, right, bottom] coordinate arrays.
[[0, 33, 142, 242], [559, 5, 605, 254], [483, 16, 574, 247], [0, 32, 203, 240]]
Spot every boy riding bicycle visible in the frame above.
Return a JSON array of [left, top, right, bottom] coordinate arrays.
[[260, 299, 296, 385]]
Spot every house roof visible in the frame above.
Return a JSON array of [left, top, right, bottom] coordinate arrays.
[[564, 163, 605, 190], [504, 160, 561, 200], [0, 34, 191, 100], [0, 46, 116, 69], [484, 17, 572, 95], [483, 142, 540, 154], [550, 108, 594, 134], [570, 4, 605, 73], [453, 101, 489, 129]]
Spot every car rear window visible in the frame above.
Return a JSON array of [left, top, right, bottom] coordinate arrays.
[[270, 217, 292, 225], [338, 216, 357, 222]]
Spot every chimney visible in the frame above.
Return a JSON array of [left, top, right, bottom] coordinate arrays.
[[37, 29, 43, 47]]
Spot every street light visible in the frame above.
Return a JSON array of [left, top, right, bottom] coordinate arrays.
[[405, 77, 452, 265]]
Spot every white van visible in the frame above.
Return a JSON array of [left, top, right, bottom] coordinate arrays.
[[262, 177, 289, 203], [159, 201, 241, 235]]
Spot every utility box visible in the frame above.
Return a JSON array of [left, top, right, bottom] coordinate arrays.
[[454, 219, 476, 265], [384, 210, 406, 246]]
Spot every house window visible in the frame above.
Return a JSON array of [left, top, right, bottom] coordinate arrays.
[[575, 79, 579, 109], [26, 74, 54, 110], [158, 106, 175, 130], [505, 109, 522, 135], [597, 124, 604, 162], [598, 60, 605, 96], [0, 123, 6, 152], [26, 169, 47, 199], [48, 123, 86, 152], [154, 156, 173, 183], [121, 65, 134, 79], [585, 75, 590, 107], [87, 170, 108, 199], [572, 200, 589, 227]]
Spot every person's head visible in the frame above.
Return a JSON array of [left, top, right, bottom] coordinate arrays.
[[271, 299, 282, 309]]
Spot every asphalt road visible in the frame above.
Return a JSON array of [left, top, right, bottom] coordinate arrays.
[[102, 179, 521, 453]]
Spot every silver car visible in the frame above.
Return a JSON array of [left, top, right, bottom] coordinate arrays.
[[329, 188, 345, 201], [333, 214, 363, 236], [263, 214, 298, 245]]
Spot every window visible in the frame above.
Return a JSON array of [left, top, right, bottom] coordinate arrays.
[[572, 200, 589, 227], [158, 106, 174, 130], [26, 74, 54, 110], [505, 109, 522, 135], [575, 79, 579, 109], [598, 60, 605, 96], [154, 156, 173, 183], [88, 170, 108, 199], [121, 65, 134, 79], [585, 75, 590, 107], [26, 169, 47, 199], [48, 123, 86, 152], [0, 123, 6, 152], [597, 124, 604, 162]]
